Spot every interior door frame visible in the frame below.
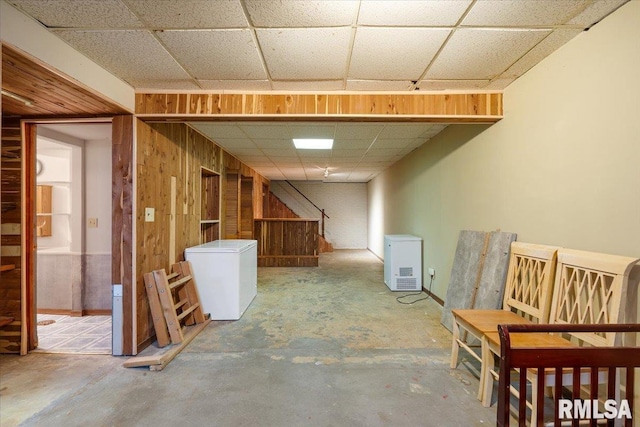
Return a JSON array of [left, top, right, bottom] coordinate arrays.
[[21, 116, 135, 355]]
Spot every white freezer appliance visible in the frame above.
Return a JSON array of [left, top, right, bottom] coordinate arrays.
[[184, 239, 257, 320], [384, 235, 422, 291]]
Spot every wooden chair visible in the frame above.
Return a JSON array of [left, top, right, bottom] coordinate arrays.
[[450, 242, 559, 403], [496, 323, 640, 427], [485, 248, 640, 425]]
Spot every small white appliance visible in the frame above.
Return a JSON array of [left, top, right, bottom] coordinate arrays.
[[384, 235, 422, 291], [184, 239, 257, 320]]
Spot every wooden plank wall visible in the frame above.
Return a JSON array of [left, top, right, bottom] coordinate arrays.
[[135, 93, 503, 123], [266, 192, 299, 219], [240, 176, 253, 239], [112, 115, 135, 355], [254, 219, 319, 267], [135, 122, 268, 350], [224, 171, 239, 239], [0, 118, 23, 353]]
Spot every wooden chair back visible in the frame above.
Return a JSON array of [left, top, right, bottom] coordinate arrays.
[[496, 323, 640, 427], [502, 242, 559, 323], [548, 249, 640, 347]]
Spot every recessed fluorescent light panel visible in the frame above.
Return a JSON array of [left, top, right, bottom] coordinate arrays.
[[293, 138, 333, 149]]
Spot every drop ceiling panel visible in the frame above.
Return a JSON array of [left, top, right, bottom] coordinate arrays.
[[8, 0, 143, 28], [567, 0, 627, 26], [349, 28, 450, 80], [252, 139, 295, 149], [245, 0, 359, 27], [257, 28, 352, 80], [190, 123, 246, 139], [333, 139, 374, 150], [500, 29, 582, 78], [289, 123, 336, 139], [331, 148, 368, 156], [262, 148, 299, 157], [346, 80, 414, 91], [207, 139, 258, 150], [134, 80, 201, 90], [417, 80, 490, 90], [358, 0, 472, 26], [198, 80, 272, 90], [238, 156, 272, 163], [127, 0, 248, 29], [240, 124, 291, 139], [426, 28, 550, 80], [217, 149, 263, 158], [378, 123, 435, 139], [296, 151, 332, 159], [53, 30, 192, 82], [367, 138, 411, 149], [157, 30, 266, 80], [335, 123, 384, 140], [462, 0, 591, 27], [271, 80, 345, 91]]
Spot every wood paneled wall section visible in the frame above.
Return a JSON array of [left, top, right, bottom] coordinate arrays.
[[0, 118, 23, 353], [240, 177, 253, 239], [266, 192, 299, 219], [112, 115, 134, 355], [135, 121, 268, 350], [224, 171, 239, 238], [136, 92, 503, 123], [254, 219, 319, 267]]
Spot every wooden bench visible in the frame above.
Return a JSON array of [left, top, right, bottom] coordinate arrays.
[[450, 242, 559, 403], [485, 248, 640, 425], [496, 323, 640, 427]]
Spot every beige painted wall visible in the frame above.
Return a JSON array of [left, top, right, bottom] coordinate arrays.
[[368, 1, 640, 300]]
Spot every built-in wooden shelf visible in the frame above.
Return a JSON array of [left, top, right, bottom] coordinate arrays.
[[200, 167, 220, 243]]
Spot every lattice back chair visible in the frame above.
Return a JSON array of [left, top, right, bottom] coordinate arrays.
[[497, 248, 640, 426], [548, 249, 640, 346], [450, 242, 559, 405]]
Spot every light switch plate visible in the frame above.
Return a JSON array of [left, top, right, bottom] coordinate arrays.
[[145, 207, 155, 222], [88, 217, 98, 228]]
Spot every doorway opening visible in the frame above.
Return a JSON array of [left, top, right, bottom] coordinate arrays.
[[32, 122, 113, 355]]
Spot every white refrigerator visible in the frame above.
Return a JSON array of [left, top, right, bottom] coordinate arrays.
[[184, 239, 257, 320]]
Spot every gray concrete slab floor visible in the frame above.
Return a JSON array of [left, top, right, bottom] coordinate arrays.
[[0, 250, 494, 426]]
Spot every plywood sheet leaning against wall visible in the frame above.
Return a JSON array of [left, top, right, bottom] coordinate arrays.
[[1, 118, 23, 353], [135, 122, 268, 351], [441, 230, 517, 333]]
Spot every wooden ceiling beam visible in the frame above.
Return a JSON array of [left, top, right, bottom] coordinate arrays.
[[135, 92, 503, 123]]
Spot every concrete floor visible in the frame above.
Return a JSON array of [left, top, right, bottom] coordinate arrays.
[[0, 250, 495, 426]]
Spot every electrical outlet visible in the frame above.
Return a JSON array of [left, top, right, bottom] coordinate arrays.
[[428, 268, 435, 278], [145, 207, 155, 222], [88, 217, 98, 228]]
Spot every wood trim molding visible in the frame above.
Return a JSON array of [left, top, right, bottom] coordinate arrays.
[[135, 92, 503, 123], [112, 115, 134, 355]]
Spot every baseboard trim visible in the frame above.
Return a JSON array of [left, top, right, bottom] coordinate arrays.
[[424, 287, 444, 306]]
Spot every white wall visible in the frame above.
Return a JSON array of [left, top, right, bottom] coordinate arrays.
[[36, 140, 75, 252], [85, 139, 112, 254], [367, 1, 640, 300], [270, 181, 368, 249]]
